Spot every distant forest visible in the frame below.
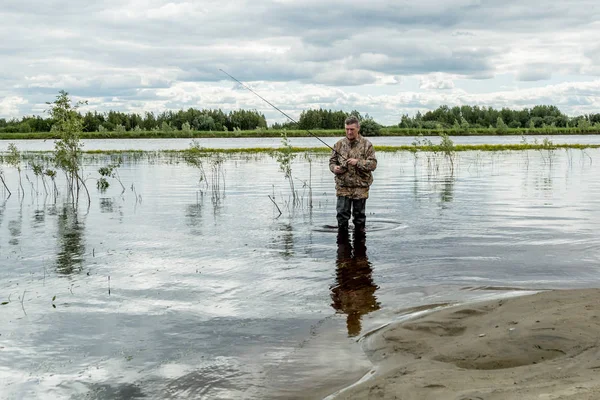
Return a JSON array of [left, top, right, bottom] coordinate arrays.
[[1, 104, 600, 134]]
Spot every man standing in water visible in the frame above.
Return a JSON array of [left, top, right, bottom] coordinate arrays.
[[329, 116, 377, 232]]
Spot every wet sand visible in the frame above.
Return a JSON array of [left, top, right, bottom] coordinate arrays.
[[325, 288, 600, 400]]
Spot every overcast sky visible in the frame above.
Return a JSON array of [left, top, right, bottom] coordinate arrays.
[[1, 0, 600, 125]]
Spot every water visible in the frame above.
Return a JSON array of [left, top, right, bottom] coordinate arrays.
[[1, 134, 600, 152], [1, 148, 600, 399]]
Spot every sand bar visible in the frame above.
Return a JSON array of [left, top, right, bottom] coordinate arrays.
[[327, 288, 600, 400]]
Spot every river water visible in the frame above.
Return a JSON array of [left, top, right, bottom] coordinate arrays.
[[1, 141, 600, 399], [1, 134, 600, 152]]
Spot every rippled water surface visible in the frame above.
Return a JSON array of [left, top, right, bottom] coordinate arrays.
[[1, 148, 600, 399]]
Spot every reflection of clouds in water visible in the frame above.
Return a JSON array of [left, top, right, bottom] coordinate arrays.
[[162, 363, 247, 399], [330, 230, 380, 337], [1, 149, 600, 400]]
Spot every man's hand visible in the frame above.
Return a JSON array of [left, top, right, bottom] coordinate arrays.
[[347, 158, 359, 166], [333, 165, 345, 174]]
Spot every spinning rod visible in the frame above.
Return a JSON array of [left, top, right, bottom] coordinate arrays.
[[219, 69, 345, 158]]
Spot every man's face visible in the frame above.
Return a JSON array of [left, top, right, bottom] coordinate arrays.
[[345, 123, 359, 141]]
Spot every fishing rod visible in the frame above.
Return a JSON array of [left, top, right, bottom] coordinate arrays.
[[219, 69, 345, 158]]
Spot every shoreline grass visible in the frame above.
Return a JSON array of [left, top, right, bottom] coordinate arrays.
[[6, 143, 600, 157], [2, 127, 600, 140]]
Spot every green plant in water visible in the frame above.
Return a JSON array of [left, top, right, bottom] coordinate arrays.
[[208, 153, 225, 207], [6, 143, 23, 194], [0, 163, 10, 197], [540, 137, 556, 165], [411, 133, 437, 172], [29, 160, 49, 195], [520, 135, 530, 166], [275, 130, 298, 207], [44, 168, 59, 197], [520, 135, 528, 144], [47, 90, 90, 205], [303, 153, 313, 209], [439, 132, 456, 173], [183, 140, 208, 189], [97, 177, 109, 191], [96, 157, 125, 193]]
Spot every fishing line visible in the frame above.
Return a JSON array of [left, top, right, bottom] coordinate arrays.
[[219, 69, 345, 159]]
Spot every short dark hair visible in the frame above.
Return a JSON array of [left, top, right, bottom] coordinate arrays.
[[345, 115, 360, 127]]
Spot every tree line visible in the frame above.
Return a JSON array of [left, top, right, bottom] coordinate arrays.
[[1, 102, 600, 134], [0, 108, 268, 134], [400, 105, 600, 130]]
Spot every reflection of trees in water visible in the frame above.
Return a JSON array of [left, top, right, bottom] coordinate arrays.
[[533, 169, 553, 194], [270, 222, 294, 259], [32, 206, 46, 229], [185, 202, 203, 236], [99, 197, 124, 221], [0, 198, 6, 227], [330, 230, 380, 337], [56, 206, 85, 274], [99, 198, 115, 213], [0, 199, 7, 249], [440, 176, 455, 206], [33, 209, 45, 226], [8, 202, 23, 246]]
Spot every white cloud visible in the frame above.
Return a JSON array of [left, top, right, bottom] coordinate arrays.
[[0, 0, 599, 124], [419, 74, 455, 90], [0, 96, 28, 118]]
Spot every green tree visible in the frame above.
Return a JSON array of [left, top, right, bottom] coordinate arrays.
[[496, 117, 508, 134], [193, 114, 216, 131], [181, 121, 192, 132], [48, 90, 90, 205], [360, 116, 382, 136], [460, 117, 470, 133]]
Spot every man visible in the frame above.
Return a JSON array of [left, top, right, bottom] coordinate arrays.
[[329, 116, 377, 231]]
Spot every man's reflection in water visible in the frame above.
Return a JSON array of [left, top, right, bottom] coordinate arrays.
[[330, 228, 380, 337]]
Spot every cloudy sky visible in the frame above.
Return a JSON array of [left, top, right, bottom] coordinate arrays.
[[2, 0, 600, 125]]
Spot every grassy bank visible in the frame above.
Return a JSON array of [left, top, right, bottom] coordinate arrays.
[[9, 143, 600, 158], [2, 127, 600, 140]]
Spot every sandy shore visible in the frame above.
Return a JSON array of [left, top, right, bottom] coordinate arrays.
[[326, 288, 600, 400]]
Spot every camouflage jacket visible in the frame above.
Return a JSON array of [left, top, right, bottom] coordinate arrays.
[[329, 135, 377, 199]]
